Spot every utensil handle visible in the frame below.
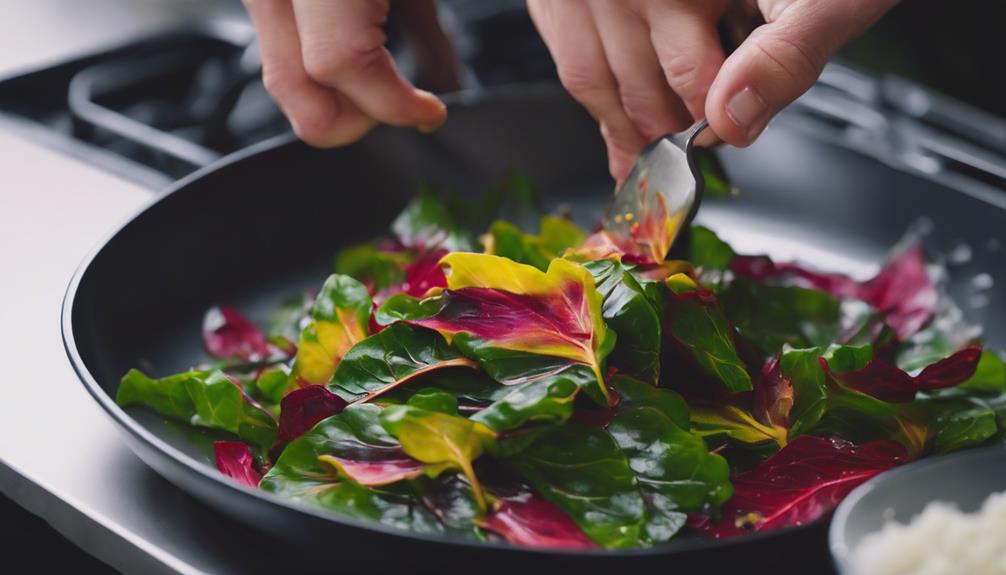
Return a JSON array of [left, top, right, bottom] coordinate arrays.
[[684, 118, 710, 149]]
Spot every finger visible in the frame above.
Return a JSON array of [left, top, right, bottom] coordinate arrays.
[[528, 0, 647, 183], [394, 0, 462, 93], [243, 0, 375, 146], [646, 1, 728, 122], [706, 0, 899, 146], [588, 0, 691, 141], [293, 0, 447, 129]]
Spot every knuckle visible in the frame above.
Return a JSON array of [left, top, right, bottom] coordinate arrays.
[[660, 53, 703, 95], [752, 32, 824, 86], [261, 66, 296, 98], [302, 29, 387, 83], [557, 63, 607, 101]]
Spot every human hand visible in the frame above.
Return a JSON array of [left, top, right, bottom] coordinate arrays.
[[527, 0, 899, 182], [242, 0, 451, 147]]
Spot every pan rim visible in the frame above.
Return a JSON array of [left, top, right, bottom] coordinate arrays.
[[61, 85, 845, 558]]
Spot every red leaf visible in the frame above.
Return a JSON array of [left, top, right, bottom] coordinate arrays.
[[214, 441, 262, 488], [480, 495, 596, 549], [401, 248, 448, 298], [823, 345, 982, 403], [202, 306, 270, 361], [694, 436, 907, 538], [275, 385, 348, 446], [752, 356, 793, 428], [730, 245, 937, 339], [321, 457, 425, 487]]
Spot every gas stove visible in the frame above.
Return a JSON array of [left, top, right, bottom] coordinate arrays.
[[2, 3, 1006, 574]]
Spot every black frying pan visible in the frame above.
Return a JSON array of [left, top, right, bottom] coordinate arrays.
[[62, 85, 1006, 573]]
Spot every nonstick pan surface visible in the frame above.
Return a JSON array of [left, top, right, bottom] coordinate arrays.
[[63, 85, 1005, 573]]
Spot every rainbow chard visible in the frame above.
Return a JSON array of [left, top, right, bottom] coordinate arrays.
[[478, 494, 596, 549], [585, 260, 665, 384], [328, 322, 477, 404], [730, 243, 937, 340], [214, 441, 263, 488], [483, 216, 587, 272], [261, 404, 484, 538], [289, 274, 372, 387], [117, 369, 277, 452], [664, 273, 753, 394], [202, 306, 271, 362], [380, 404, 496, 510], [694, 436, 907, 538], [274, 385, 348, 448], [380, 253, 616, 408]]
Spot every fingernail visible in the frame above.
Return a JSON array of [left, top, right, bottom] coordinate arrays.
[[726, 86, 768, 139], [417, 117, 446, 134]]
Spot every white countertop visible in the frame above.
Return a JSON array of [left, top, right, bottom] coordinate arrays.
[[0, 119, 301, 575]]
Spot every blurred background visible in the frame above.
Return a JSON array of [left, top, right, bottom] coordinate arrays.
[[1, 1, 1003, 573]]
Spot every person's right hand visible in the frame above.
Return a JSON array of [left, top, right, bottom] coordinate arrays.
[[242, 0, 449, 147], [528, 0, 898, 183]]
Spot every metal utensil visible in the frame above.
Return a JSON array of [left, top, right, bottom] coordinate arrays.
[[603, 119, 710, 259]]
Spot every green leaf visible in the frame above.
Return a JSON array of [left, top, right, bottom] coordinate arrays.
[[334, 242, 409, 291], [117, 369, 198, 420], [780, 347, 829, 438], [508, 422, 647, 548], [290, 274, 372, 386], [379, 405, 495, 510], [255, 364, 293, 405], [375, 293, 445, 325], [695, 148, 733, 199], [687, 225, 735, 273], [117, 369, 277, 452], [486, 216, 587, 272], [469, 366, 585, 433], [608, 407, 733, 541], [720, 279, 841, 357], [406, 388, 459, 415], [585, 260, 663, 384], [391, 189, 476, 252], [328, 323, 477, 402], [960, 351, 1006, 394], [665, 274, 753, 393], [261, 405, 482, 538], [923, 398, 999, 453], [609, 375, 689, 429]]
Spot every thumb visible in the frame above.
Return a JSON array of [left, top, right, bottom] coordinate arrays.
[[706, 0, 898, 146]]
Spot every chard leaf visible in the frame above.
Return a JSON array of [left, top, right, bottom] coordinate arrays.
[[921, 397, 999, 454], [731, 244, 937, 340], [117, 369, 277, 452], [585, 260, 663, 384], [290, 274, 372, 386], [824, 345, 982, 403], [214, 441, 262, 488], [379, 405, 496, 510], [686, 225, 734, 274], [468, 367, 584, 433], [202, 306, 270, 362], [609, 375, 690, 429], [960, 351, 1006, 394], [335, 242, 409, 291], [318, 456, 426, 486], [690, 403, 787, 450], [392, 254, 616, 407], [720, 279, 841, 357], [478, 494, 595, 549], [328, 322, 477, 403], [485, 216, 587, 272], [275, 385, 347, 447], [694, 436, 907, 538], [665, 273, 753, 393], [607, 406, 732, 542], [508, 422, 647, 548], [391, 189, 476, 252], [405, 388, 459, 415]]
